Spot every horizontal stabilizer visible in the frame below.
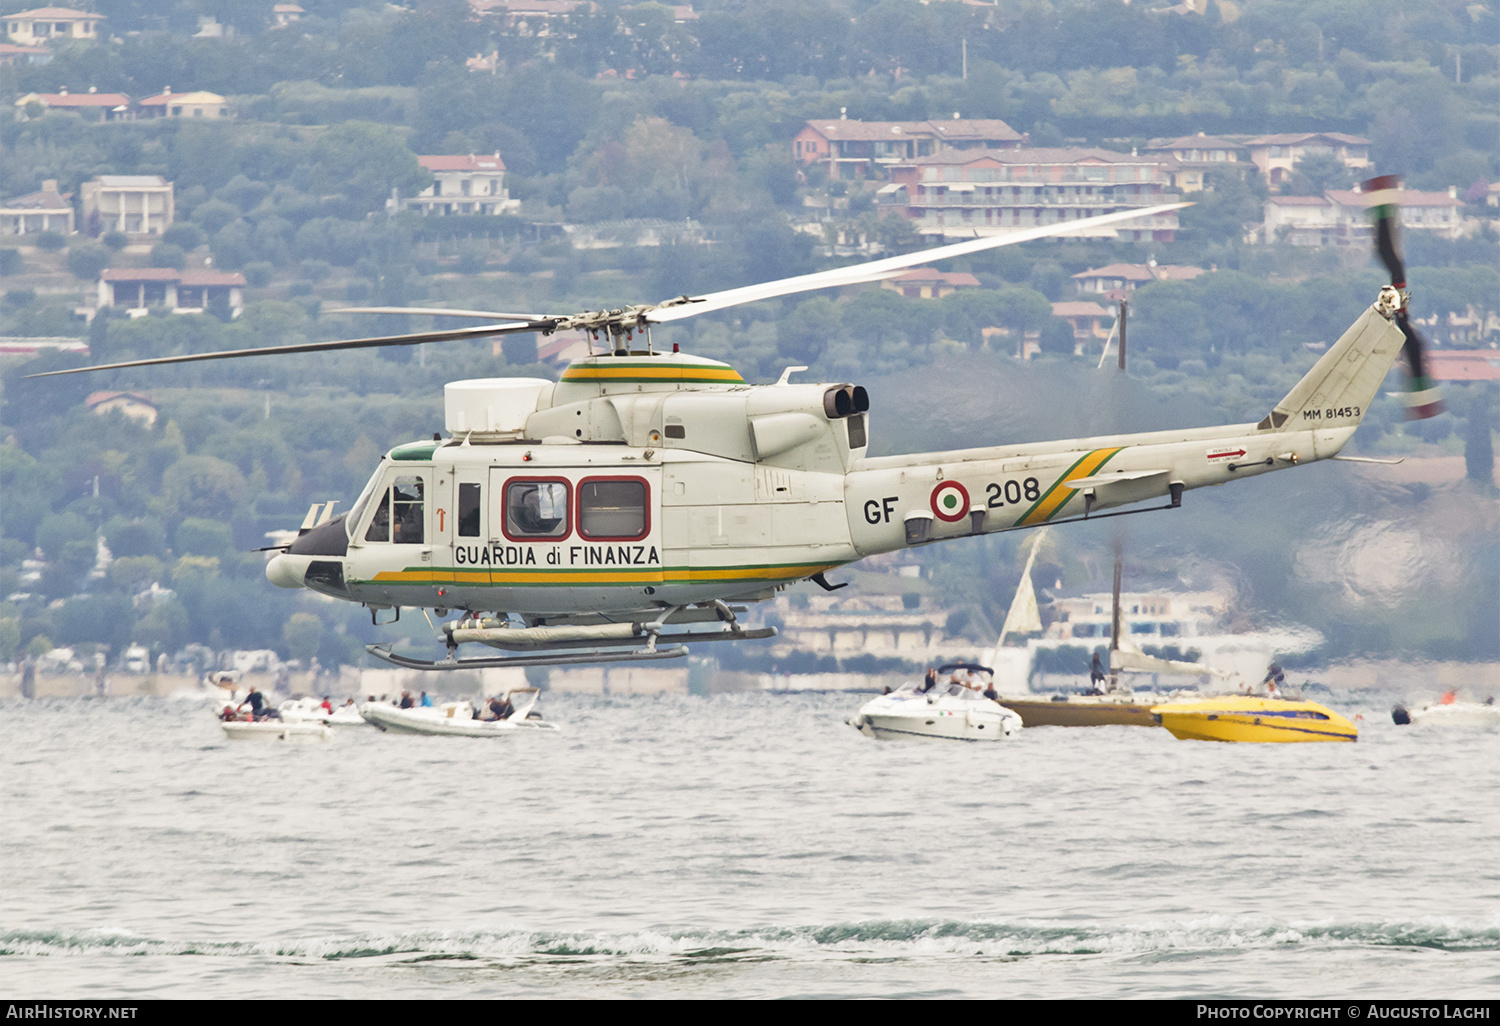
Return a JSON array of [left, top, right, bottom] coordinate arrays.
[[1067, 469, 1170, 489]]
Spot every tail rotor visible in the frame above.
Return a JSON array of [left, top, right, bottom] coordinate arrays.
[[1364, 175, 1444, 420]]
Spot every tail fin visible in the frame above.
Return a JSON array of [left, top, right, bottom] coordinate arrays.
[[1257, 291, 1407, 432]]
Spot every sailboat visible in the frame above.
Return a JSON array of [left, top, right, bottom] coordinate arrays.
[[989, 539, 1228, 728]]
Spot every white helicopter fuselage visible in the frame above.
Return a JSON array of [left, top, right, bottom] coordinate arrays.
[[267, 298, 1404, 624]]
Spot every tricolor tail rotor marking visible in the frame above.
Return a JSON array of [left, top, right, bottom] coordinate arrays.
[[1363, 174, 1444, 421]]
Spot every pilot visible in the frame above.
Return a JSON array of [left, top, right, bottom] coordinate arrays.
[[488, 694, 515, 721]]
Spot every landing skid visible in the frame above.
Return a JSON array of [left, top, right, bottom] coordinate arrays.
[[367, 621, 777, 671], [366, 643, 692, 670]]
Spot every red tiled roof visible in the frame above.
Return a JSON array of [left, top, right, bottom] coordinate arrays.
[[1427, 350, 1500, 382], [1052, 301, 1112, 317], [27, 92, 130, 107], [898, 147, 1154, 166], [101, 268, 181, 282], [2, 187, 70, 209], [1246, 132, 1368, 146], [418, 154, 507, 172], [1072, 263, 1154, 281], [4, 7, 103, 19], [890, 269, 980, 286]]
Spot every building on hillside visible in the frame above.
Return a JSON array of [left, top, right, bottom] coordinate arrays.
[[470, 0, 595, 36], [1261, 186, 1464, 246], [885, 148, 1179, 241], [1425, 350, 1500, 381], [85, 391, 158, 427], [271, 3, 305, 27], [97, 268, 245, 318], [0, 41, 51, 64], [1143, 132, 1249, 193], [14, 88, 131, 119], [1071, 262, 1206, 294], [1052, 300, 1114, 349], [793, 116, 1025, 177], [80, 176, 174, 236], [880, 268, 980, 299], [2, 7, 104, 46], [0, 180, 75, 235], [1245, 132, 1370, 186], [403, 154, 519, 216], [137, 88, 229, 119]]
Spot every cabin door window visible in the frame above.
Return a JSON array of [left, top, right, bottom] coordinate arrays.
[[577, 477, 649, 540], [502, 478, 571, 540]]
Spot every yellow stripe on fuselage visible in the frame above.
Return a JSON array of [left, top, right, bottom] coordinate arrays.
[[1018, 447, 1123, 525], [560, 365, 744, 383]]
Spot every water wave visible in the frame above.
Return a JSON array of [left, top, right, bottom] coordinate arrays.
[[6, 916, 1497, 962]]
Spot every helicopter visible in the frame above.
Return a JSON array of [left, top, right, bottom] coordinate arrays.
[[30, 182, 1440, 672]]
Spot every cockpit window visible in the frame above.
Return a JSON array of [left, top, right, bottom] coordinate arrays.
[[364, 490, 390, 542], [361, 475, 425, 544], [504, 479, 569, 539], [347, 467, 384, 539]]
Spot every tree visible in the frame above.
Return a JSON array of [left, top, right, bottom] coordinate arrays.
[[66, 244, 110, 281], [305, 121, 431, 214], [160, 455, 245, 524]]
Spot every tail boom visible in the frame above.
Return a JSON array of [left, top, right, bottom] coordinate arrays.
[[843, 292, 1405, 558]]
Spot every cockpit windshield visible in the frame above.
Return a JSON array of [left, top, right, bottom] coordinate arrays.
[[346, 466, 384, 539]]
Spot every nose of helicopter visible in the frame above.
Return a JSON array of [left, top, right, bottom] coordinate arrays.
[[265, 553, 304, 589]]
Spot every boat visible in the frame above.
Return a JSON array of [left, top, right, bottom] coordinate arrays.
[[1392, 696, 1500, 728], [990, 532, 1229, 728], [359, 688, 559, 737], [220, 719, 333, 741], [279, 697, 369, 726], [849, 663, 1023, 742], [1151, 695, 1358, 743]]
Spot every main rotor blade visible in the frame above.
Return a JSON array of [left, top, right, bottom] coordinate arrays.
[[646, 202, 1191, 324], [23, 321, 545, 378], [329, 305, 553, 321]]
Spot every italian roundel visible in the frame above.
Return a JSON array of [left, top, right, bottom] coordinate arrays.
[[930, 481, 970, 522]]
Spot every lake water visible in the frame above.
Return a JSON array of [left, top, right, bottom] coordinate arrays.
[[1, 691, 1496, 998]]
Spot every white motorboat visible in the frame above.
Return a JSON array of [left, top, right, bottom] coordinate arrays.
[[359, 689, 559, 737], [1392, 697, 1500, 728], [220, 719, 333, 741], [850, 664, 1022, 742], [278, 697, 369, 726]]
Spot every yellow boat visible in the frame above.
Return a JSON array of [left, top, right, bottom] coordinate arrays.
[[1151, 696, 1358, 743]]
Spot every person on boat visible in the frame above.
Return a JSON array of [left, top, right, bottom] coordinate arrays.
[[399, 690, 414, 709], [220, 704, 236, 722], [1090, 652, 1107, 691], [419, 691, 432, 708], [320, 696, 333, 714], [982, 680, 1000, 701], [1262, 663, 1286, 697], [239, 686, 266, 720], [1440, 690, 1457, 705], [919, 668, 938, 693], [488, 695, 514, 721]]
